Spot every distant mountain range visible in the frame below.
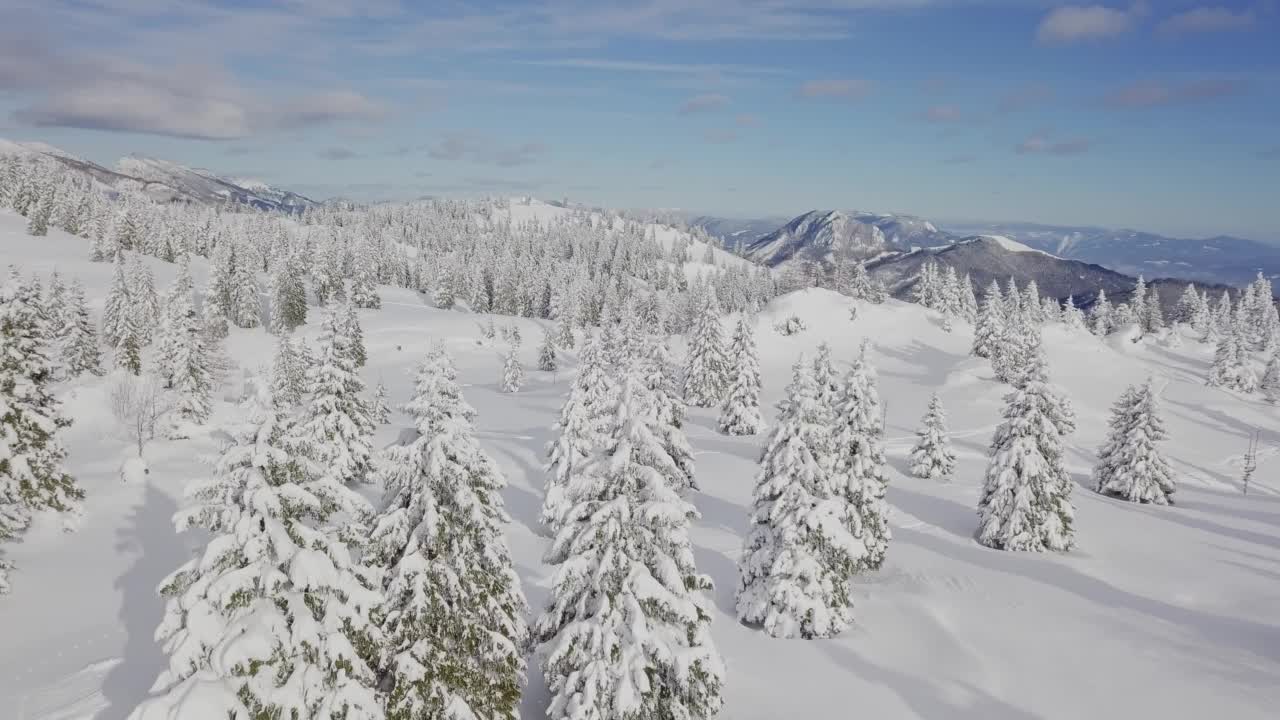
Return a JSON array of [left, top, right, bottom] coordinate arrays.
[[692, 210, 1279, 290], [0, 139, 317, 213]]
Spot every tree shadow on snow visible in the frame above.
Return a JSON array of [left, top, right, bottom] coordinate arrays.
[[692, 544, 740, 618], [820, 642, 1044, 720], [886, 482, 976, 541], [99, 483, 186, 720], [877, 341, 971, 390], [895, 527, 1280, 683]]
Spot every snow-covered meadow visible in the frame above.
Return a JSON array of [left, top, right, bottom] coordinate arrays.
[[2, 204, 1279, 720]]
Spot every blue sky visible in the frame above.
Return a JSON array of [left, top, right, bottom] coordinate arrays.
[[0, 1, 1276, 239]]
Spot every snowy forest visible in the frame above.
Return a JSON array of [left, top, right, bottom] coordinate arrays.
[[1, 148, 1278, 720]]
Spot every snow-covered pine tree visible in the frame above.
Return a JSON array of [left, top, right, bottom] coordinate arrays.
[[270, 334, 307, 407], [269, 261, 308, 334], [971, 281, 1005, 359], [1262, 353, 1280, 404], [129, 381, 382, 720], [976, 349, 1077, 552], [115, 307, 144, 375], [1174, 285, 1201, 326], [59, 279, 102, 377], [910, 392, 956, 480], [538, 326, 558, 372], [1062, 295, 1087, 332], [830, 341, 891, 570], [536, 375, 723, 720], [502, 340, 524, 393], [0, 272, 84, 594], [683, 300, 729, 407], [300, 304, 375, 486], [812, 341, 841, 413], [541, 335, 613, 534], [101, 252, 131, 347], [369, 349, 529, 720], [343, 299, 367, 368], [349, 248, 381, 310], [229, 243, 261, 329], [719, 315, 763, 435], [1143, 284, 1165, 334], [1207, 318, 1259, 393], [1091, 289, 1115, 336], [1093, 379, 1176, 505], [736, 354, 867, 639], [372, 381, 391, 424], [128, 253, 159, 337], [165, 266, 214, 424]]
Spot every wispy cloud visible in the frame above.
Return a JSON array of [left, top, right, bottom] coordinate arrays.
[[795, 78, 872, 100], [319, 146, 360, 160], [1156, 7, 1255, 37], [1016, 132, 1092, 156], [1036, 4, 1142, 45], [1102, 78, 1243, 109], [679, 93, 730, 114], [426, 132, 548, 167], [735, 113, 760, 127]]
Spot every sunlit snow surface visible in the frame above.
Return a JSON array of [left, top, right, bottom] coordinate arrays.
[[1, 203, 1278, 719]]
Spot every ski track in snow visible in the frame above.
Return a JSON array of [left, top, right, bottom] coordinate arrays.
[[3, 206, 1280, 719]]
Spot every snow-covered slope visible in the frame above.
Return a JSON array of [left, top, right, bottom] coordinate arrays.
[[1, 211, 1278, 720], [116, 155, 316, 212]]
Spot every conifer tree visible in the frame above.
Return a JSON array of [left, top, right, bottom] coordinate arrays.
[[229, 244, 261, 329], [536, 376, 723, 719], [683, 301, 728, 407], [971, 281, 1005, 358], [1207, 321, 1258, 393], [718, 316, 763, 435], [538, 326, 558, 372], [372, 381, 391, 424], [115, 308, 144, 375], [269, 262, 308, 334], [270, 334, 307, 407], [736, 355, 867, 639], [128, 254, 159, 337], [830, 341, 890, 570], [1262, 353, 1280, 404], [812, 342, 841, 412], [300, 305, 375, 486], [976, 350, 1076, 552], [1091, 289, 1115, 336], [344, 299, 367, 368], [502, 341, 524, 393], [164, 266, 214, 424], [129, 382, 382, 720], [541, 336, 613, 533], [60, 280, 102, 377], [0, 272, 84, 594], [102, 253, 131, 347], [1093, 379, 1176, 505], [910, 393, 956, 480], [369, 350, 529, 720], [1174, 285, 1201, 326]]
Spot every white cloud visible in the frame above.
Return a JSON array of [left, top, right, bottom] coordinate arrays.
[[426, 132, 548, 167], [1016, 132, 1091, 155], [1036, 4, 1140, 45], [1103, 78, 1243, 109], [922, 104, 963, 123]]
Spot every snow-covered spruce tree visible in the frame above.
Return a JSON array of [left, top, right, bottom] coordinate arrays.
[[538, 326, 558, 372], [812, 342, 841, 413], [269, 261, 308, 334], [971, 281, 1005, 359], [990, 309, 1029, 384], [1207, 322, 1258, 393], [344, 299, 368, 368], [368, 349, 529, 720], [910, 392, 956, 480], [229, 243, 261, 329], [59, 279, 102, 377], [101, 252, 131, 347], [830, 341, 891, 571], [349, 249, 382, 310], [541, 334, 617, 532], [976, 349, 1077, 552], [719, 315, 763, 435], [736, 354, 867, 639], [1174, 285, 1201, 326], [372, 381, 391, 424], [638, 334, 697, 494], [271, 334, 307, 407], [683, 300, 728, 407], [115, 307, 144, 375], [1062, 295, 1087, 332], [129, 381, 382, 720], [165, 268, 214, 424], [502, 341, 524, 393], [1093, 379, 1176, 505], [128, 253, 159, 337], [0, 273, 84, 594], [1262, 353, 1280, 404], [1091, 289, 1115, 336], [300, 304, 375, 486], [536, 375, 723, 720]]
